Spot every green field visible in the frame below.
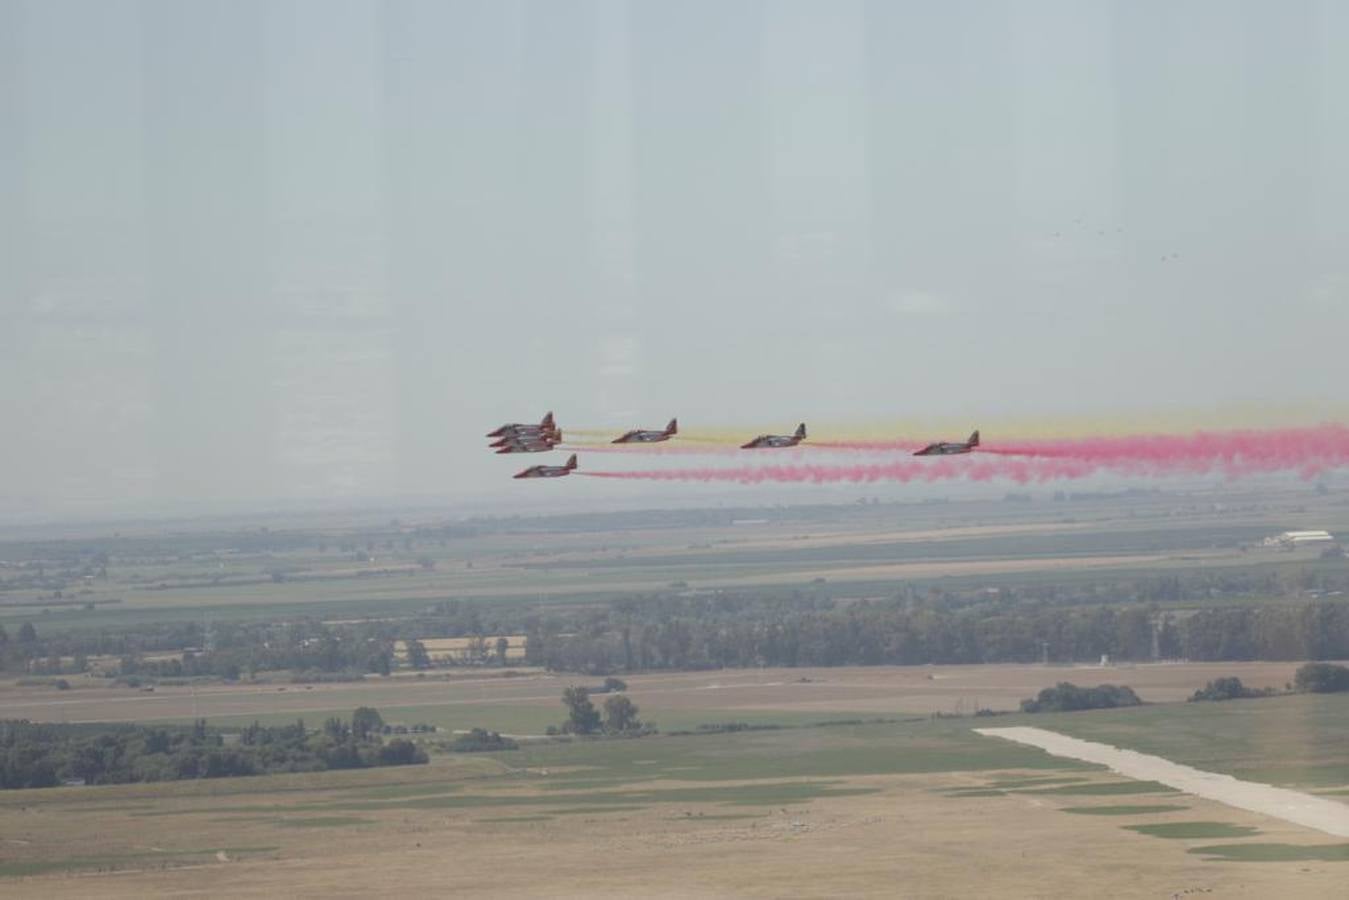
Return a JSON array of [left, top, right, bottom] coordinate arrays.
[[1126, 821, 1262, 839], [1039, 692, 1349, 790]]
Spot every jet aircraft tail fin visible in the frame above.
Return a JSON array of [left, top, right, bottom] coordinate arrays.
[[666, 418, 678, 435], [541, 412, 555, 429], [795, 423, 807, 439], [566, 454, 578, 470], [968, 429, 980, 448]]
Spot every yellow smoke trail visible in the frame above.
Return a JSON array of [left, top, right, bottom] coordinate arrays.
[[546, 403, 1347, 448]]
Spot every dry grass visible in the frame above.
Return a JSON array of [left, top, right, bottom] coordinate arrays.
[[5, 766, 1344, 898], [1, 670, 1346, 897]]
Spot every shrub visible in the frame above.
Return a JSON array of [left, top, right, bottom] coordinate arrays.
[[377, 739, 428, 765], [1190, 676, 1255, 702], [1293, 662, 1349, 694], [449, 728, 518, 752], [1020, 682, 1142, 713]]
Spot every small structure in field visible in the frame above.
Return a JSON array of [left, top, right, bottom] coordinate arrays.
[[1263, 530, 1334, 550]]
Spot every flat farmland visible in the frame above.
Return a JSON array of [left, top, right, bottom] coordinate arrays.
[[6, 485, 1349, 632], [0, 662, 1311, 735], [2, 696, 1347, 897]]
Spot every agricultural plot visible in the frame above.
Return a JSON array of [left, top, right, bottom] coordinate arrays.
[[0, 662, 1311, 732], [5, 485, 1348, 632], [2, 702, 1347, 898], [1038, 692, 1349, 797], [2, 492, 1348, 895]]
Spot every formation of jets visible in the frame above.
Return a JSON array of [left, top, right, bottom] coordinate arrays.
[[486, 412, 561, 455], [488, 412, 982, 479]]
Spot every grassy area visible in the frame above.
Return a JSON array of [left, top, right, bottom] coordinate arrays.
[[1062, 804, 1190, 816], [176, 703, 889, 737], [1125, 821, 1261, 839], [1018, 781, 1174, 796], [5, 693, 1349, 891], [477, 814, 553, 823], [1035, 693, 1349, 789], [0, 847, 279, 879], [489, 719, 1085, 787], [272, 816, 374, 828], [106, 720, 1079, 822]]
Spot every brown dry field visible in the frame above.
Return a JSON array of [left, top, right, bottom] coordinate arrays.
[[96, 545, 1233, 613], [0, 661, 1308, 727], [393, 636, 529, 662], [486, 519, 1100, 564], [4, 766, 1344, 899], [2, 664, 1345, 897]]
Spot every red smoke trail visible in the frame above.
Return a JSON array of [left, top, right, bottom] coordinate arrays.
[[582, 457, 1096, 485], [580, 424, 1349, 484], [982, 424, 1349, 478]]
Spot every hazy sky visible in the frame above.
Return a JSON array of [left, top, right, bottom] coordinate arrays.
[[2, 0, 1347, 518]]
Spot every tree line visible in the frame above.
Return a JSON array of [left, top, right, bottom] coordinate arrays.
[[0, 707, 424, 790], [5, 578, 1349, 681], [523, 597, 1349, 673]]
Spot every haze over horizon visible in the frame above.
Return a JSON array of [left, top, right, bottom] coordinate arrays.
[[3, 1, 1347, 519]]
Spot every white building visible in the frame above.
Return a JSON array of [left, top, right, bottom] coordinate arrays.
[[1263, 530, 1335, 549]]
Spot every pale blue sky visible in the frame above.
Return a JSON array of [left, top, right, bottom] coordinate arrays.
[[2, 0, 1347, 517]]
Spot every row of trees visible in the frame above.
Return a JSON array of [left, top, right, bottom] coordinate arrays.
[[0, 708, 424, 790], [523, 598, 1349, 673], [5, 579, 1349, 681]]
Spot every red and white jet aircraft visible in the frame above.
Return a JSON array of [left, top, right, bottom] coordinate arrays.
[[487, 411, 557, 440], [493, 430, 563, 454], [611, 418, 677, 444], [741, 423, 806, 449], [513, 454, 578, 479], [913, 430, 979, 456]]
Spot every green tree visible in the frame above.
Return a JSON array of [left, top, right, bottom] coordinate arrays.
[[17, 622, 37, 643], [368, 649, 393, 676], [602, 694, 641, 734], [1190, 676, 1254, 702], [1294, 662, 1349, 693], [377, 739, 427, 765], [1020, 682, 1141, 713], [323, 717, 350, 741], [561, 686, 601, 735], [405, 639, 431, 670], [351, 707, 385, 740]]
